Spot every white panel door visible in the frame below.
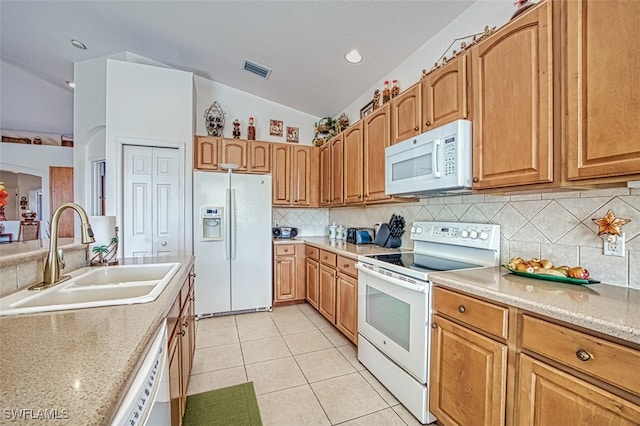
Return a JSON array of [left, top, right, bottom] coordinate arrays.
[[123, 145, 181, 258]]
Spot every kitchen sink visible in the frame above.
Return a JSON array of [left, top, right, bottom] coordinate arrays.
[[0, 263, 181, 316]]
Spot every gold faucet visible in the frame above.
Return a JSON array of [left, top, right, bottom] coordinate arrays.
[[36, 203, 95, 288]]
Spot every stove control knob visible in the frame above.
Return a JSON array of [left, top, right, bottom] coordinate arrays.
[[469, 230, 478, 239], [479, 231, 489, 240], [411, 226, 416, 234], [460, 230, 469, 238], [416, 226, 423, 234]]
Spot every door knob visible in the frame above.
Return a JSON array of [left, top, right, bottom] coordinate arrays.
[[161, 241, 167, 246]]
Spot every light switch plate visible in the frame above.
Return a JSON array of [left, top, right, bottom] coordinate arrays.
[[603, 233, 625, 257]]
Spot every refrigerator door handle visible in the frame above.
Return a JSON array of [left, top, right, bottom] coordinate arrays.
[[230, 188, 237, 260], [225, 188, 231, 260]]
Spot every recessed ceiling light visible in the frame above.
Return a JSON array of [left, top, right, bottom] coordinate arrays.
[[66, 81, 76, 88], [71, 39, 87, 50], [344, 49, 363, 64]]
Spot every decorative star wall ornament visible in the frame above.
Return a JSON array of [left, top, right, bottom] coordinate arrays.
[[592, 210, 630, 236]]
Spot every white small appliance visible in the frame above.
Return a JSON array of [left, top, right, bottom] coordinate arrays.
[[193, 168, 272, 316], [385, 119, 472, 197], [356, 221, 500, 424]]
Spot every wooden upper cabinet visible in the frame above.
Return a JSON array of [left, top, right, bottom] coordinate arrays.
[[343, 122, 364, 205], [564, 0, 640, 181], [330, 135, 344, 205], [194, 136, 220, 170], [391, 83, 421, 144], [471, 0, 555, 190], [221, 139, 248, 171], [272, 144, 291, 205], [291, 145, 318, 207], [422, 53, 470, 132], [319, 143, 331, 206], [250, 141, 271, 173], [363, 104, 391, 202]]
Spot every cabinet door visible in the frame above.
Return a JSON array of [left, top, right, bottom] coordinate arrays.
[[221, 139, 248, 171], [272, 144, 291, 205], [472, 1, 554, 189], [292, 146, 312, 206], [430, 314, 507, 426], [564, 0, 640, 180], [306, 259, 319, 309], [250, 141, 271, 173], [336, 273, 357, 345], [422, 54, 469, 131], [330, 135, 344, 205], [169, 329, 182, 426], [180, 310, 190, 411], [343, 122, 364, 204], [274, 255, 296, 301], [363, 104, 391, 202], [194, 136, 221, 170], [517, 354, 640, 425], [391, 83, 421, 144], [318, 264, 336, 323], [319, 143, 331, 206]]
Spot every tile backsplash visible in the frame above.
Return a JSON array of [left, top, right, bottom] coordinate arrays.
[[272, 208, 329, 237], [328, 188, 640, 289]]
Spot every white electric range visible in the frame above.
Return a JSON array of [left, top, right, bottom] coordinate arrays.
[[356, 221, 501, 424]]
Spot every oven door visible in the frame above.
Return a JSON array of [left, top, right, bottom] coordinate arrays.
[[356, 263, 429, 383]]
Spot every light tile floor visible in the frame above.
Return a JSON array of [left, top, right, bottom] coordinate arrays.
[[188, 303, 425, 426]]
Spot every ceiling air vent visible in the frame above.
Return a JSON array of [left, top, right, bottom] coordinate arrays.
[[242, 59, 272, 79]]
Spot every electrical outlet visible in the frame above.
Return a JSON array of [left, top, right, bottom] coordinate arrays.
[[603, 233, 625, 257]]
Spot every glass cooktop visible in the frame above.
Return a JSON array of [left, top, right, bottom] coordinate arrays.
[[368, 252, 480, 274]]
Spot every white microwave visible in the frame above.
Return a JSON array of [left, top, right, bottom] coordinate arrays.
[[385, 119, 472, 197]]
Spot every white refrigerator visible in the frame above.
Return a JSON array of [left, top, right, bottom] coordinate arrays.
[[193, 170, 272, 316]]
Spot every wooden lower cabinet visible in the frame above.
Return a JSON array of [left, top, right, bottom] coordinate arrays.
[[429, 285, 640, 426], [306, 258, 319, 309], [273, 243, 306, 305], [516, 354, 640, 426], [168, 267, 196, 426], [430, 314, 507, 426], [318, 263, 336, 323], [335, 272, 357, 344]]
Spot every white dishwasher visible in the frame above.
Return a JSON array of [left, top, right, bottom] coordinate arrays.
[[111, 320, 171, 426]]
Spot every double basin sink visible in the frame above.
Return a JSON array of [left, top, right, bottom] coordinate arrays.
[[0, 262, 181, 316]]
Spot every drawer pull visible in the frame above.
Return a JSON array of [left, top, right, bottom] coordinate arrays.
[[576, 350, 593, 362], [284, 249, 289, 252], [343, 264, 349, 268], [323, 256, 328, 259], [458, 305, 466, 313]]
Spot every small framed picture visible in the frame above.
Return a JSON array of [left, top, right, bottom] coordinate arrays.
[[360, 100, 374, 119], [286, 126, 299, 143], [270, 119, 283, 137]]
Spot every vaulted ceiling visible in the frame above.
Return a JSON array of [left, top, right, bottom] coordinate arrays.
[[1, 1, 477, 117]]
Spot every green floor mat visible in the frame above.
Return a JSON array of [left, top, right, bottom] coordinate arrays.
[[182, 382, 262, 426]]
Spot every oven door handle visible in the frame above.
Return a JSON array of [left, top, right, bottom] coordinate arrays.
[[356, 263, 426, 293]]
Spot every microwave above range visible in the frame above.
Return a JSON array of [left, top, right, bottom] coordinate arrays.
[[385, 119, 472, 197]]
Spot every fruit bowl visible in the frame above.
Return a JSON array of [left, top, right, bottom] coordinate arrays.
[[502, 265, 600, 285]]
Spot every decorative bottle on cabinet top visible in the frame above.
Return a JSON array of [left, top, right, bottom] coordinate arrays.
[[391, 80, 400, 98], [382, 80, 391, 104], [247, 117, 256, 140]]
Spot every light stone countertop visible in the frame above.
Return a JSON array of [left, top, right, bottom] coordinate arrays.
[[294, 236, 404, 259], [429, 267, 640, 346], [0, 255, 195, 425]]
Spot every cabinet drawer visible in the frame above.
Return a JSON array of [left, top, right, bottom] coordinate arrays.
[[337, 255, 357, 278], [433, 287, 508, 340], [521, 315, 639, 396], [320, 250, 337, 267], [305, 245, 319, 261], [275, 244, 296, 256]]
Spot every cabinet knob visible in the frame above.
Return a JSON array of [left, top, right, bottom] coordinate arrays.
[[425, 121, 431, 126], [431, 323, 437, 329], [472, 177, 479, 183], [323, 256, 328, 259], [576, 350, 592, 362], [458, 305, 466, 313], [414, 126, 419, 131]]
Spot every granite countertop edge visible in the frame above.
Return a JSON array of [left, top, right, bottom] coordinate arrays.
[[0, 255, 195, 425], [429, 267, 640, 346], [292, 236, 405, 259]]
